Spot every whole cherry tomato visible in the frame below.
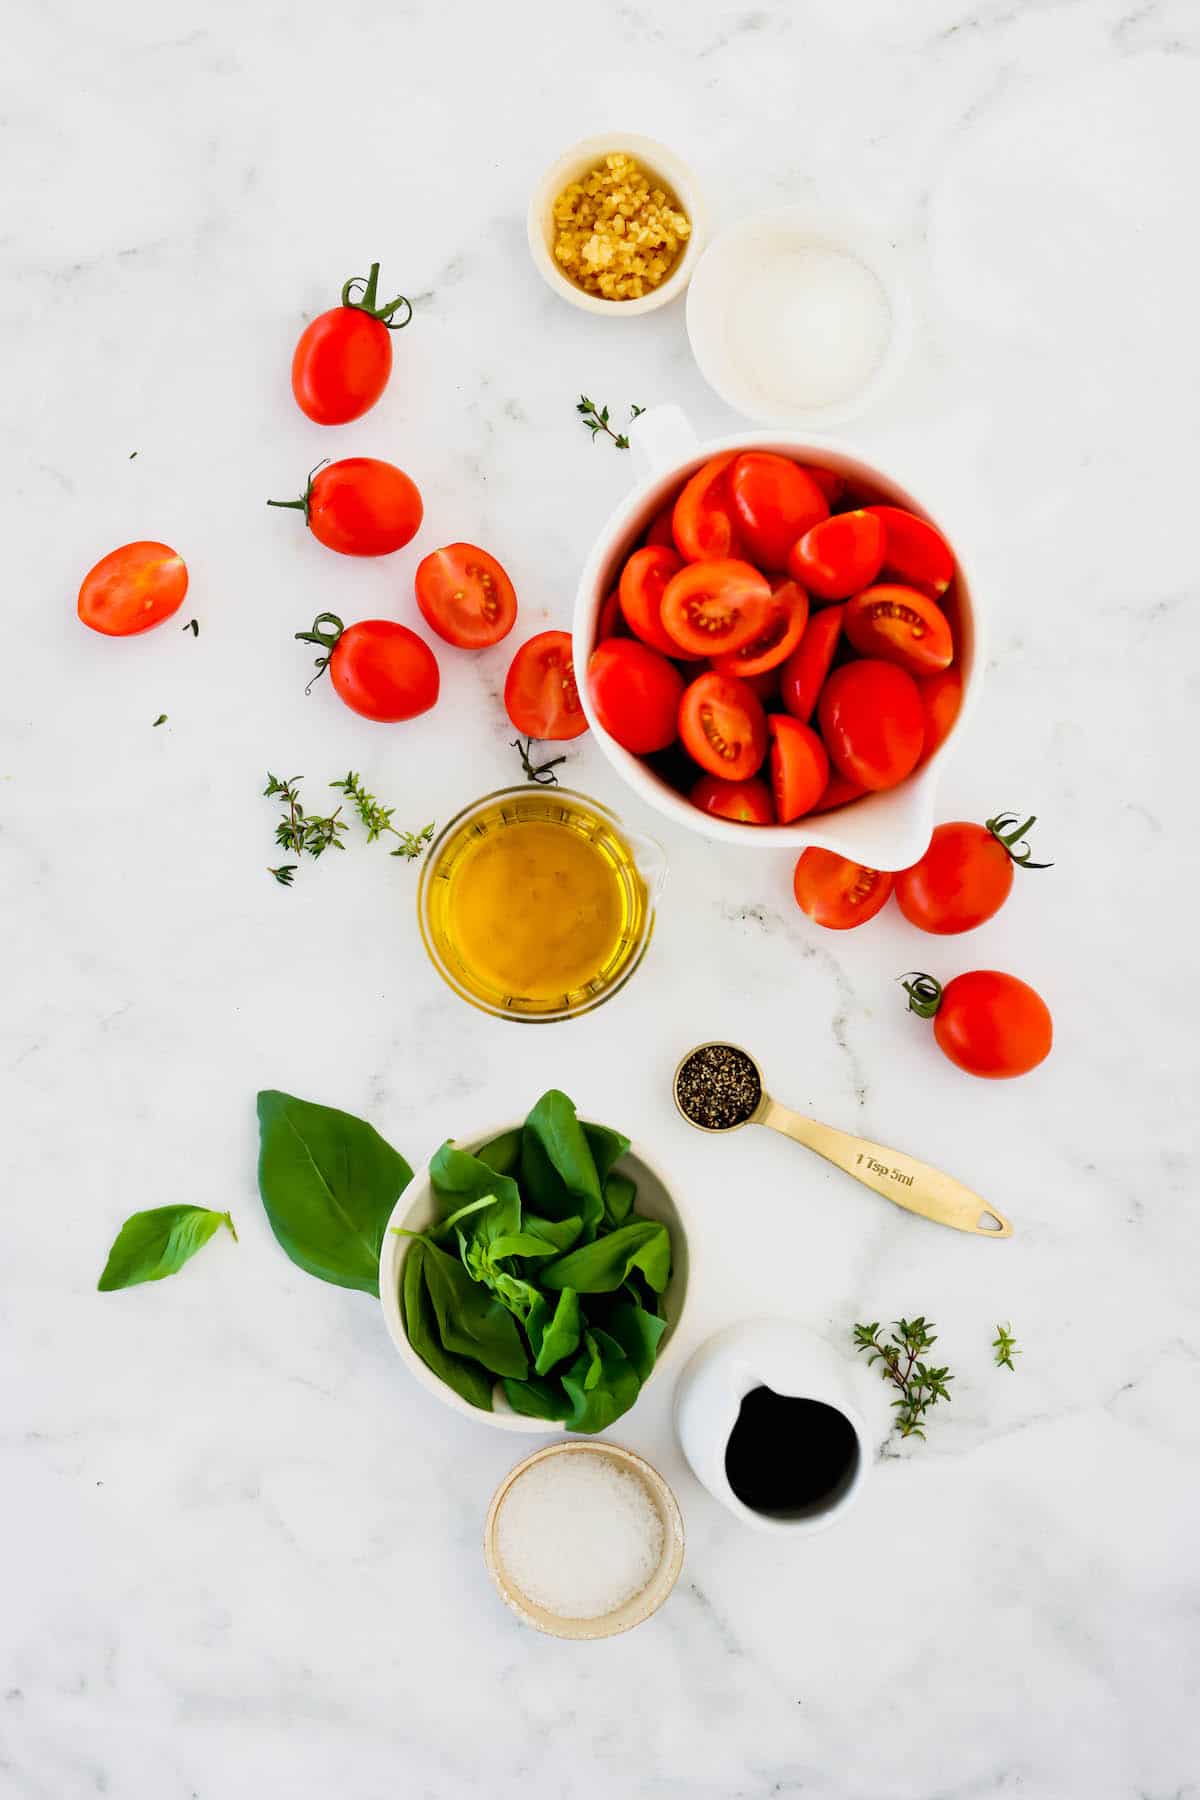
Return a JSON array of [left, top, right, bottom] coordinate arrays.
[[678, 671, 767, 780], [730, 453, 829, 568], [644, 503, 677, 548], [918, 666, 962, 761], [779, 606, 843, 722], [415, 543, 516, 648], [268, 458, 422, 557], [903, 969, 1053, 1079], [710, 580, 809, 678], [295, 612, 438, 722], [818, 660, 924, 791], [507, 630, 589, 740], [660, 560, 773, 657], [804, 465, 845, 506], [844, 585, 953, 677], [77, 541, 187, 636], [596, 588, 625, 640], [768, 716, 829, 822], [865, 506, 954, 598], [588, 638, 683, 753], [291, 263, 412, 426], [672, 452, 743, 561], [690, 774, 774, 825], [619, 545, 686, 655], [894, 814, 1051, 935], [788, 510, 885, 600], [793, 850, 893, 929]]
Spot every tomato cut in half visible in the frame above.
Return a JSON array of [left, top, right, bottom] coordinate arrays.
[[730, 453, 829, 569], [788, 510, 885, 601], [678, 672, 768, 780], [328, 620, 439, 722], [844, 585, 953, 677], [505, 630, 589, 740], [596, 587, 625, 641], [672, 452, 742, 562], [414, 543, 516, 648], [793, 850, 893, 930], [618, 545, 685, 655], [811, 771, 867, 814], [77, 540, 188, 636], [690, 774, 774, 826], [644, 503, 677, 548], [660, 560, 773, 657], [588, 638, 684, 754], [779, 605, 844, 723], [710, 580, 809, 678], [818, 659, 924, 791], [866, 505, 955, 597], [917, 667, 962, 762], [768, 716, 829, 823]]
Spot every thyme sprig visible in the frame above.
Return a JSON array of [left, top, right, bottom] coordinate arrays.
[[263, 773, 347, 874], [512, 737, 567, 786], [993, 1323, 1019, 1371], [577, 395, 645, 451], [853, 1317, 954, 1441], [330, 772, 434, 860]]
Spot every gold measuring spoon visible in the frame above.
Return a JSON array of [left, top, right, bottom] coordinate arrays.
[[673, 1042, 1011, 1238]]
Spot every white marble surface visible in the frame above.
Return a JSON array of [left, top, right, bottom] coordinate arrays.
[[4, 2, 1199, 1795]]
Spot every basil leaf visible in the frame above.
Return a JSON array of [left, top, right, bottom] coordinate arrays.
[[474, 1128, 523, 1178], [561, 1327, 641, 1435], [421, 1240, 528, 1378], [604, 1300, 667, 1381], [97, 1206, 236, 1292], [602, 1171, 637, 1227], [256, 1091, 412, 1295], [582, 1121, 631, 1184], [526, 1287, 583, 1376], [522, 1212, 583, 1253], [520, 1090, 604, 1235], [541, 1219, 671, 1295], [501, 1374, 573, 1421], [402, 1242, 494, 1410]]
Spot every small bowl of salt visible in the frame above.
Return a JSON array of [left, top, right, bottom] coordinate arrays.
[[484, 1441, 684, 1640], [685, 205, 913, 428]]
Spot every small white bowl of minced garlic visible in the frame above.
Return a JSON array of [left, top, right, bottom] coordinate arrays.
[[528, 134, 705, 315]]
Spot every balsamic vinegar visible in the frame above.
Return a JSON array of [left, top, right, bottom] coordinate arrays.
[[724, 1385, 859, 1518]]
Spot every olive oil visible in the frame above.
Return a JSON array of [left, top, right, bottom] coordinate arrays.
[[419, 790, 654, 1020]]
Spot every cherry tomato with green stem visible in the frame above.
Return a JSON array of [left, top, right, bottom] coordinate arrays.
[[77, 541, 188, 636], [902, 969, 1052, 1079], [268, 458, 422, 557], [291, 263, 412, 426], [894, 813, 1051, 935], [295, 612, 438, 722], [793, 850, 893, 929]]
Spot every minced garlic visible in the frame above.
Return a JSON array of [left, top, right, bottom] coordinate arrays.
[[552, 152, 691, 301]]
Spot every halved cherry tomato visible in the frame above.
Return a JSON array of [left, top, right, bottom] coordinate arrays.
[[788, 511, 885, 600], [730, 453, 829, 568], [268, 458, 423, 557], [414, 543, 516, 649], [78, 541, 187, 636], [903, 969, 1052, 1079], [711, 580, 809, 678], [506, 630, 589, 740], [844, 585, 953, 677], [690, 774, 774, 825], [588, 638, 684, 754], [645, 504, 677, 548], [596, 587, 625, 640], [660, 560, 773, 657], [678, 672, 767, 780], [672, 453, 742, 561], [811, 771, 867, 814], [768, 716, 829, 822], [895, 814, 1049, 935], [804, 465, 844, 507], [619, 545, 685, 655], [779, 606, 844, 722], [866, 506, 954, 598], [297, 615, 439, 722], [291, 263, 411, 426], [793, 850, 893, 929], [917, 667, 962, 761], [818, 660, 924, 791]]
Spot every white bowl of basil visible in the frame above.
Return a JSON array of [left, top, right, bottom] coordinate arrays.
[[379, 1091, 688, 1433]]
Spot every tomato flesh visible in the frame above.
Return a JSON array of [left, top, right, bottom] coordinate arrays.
[[931, 970, 1053, 1079], [292, 307, 392, 426], [730, 453, 829, 568], [678, 672, 767, 780], [588, 638, 683, 754], [710, 580, 808, 678], [779, 605, 843, 722], [672, 452, 742, 561], [329, 620, 439, 722], [415, 543, 516, 648], [818, 659, 924, 791], [768, 716, 829, 822], [78, 540, 188, 637], [866, 506, 954, 598], [619, 545, 686, 655], [690, 774, 774, 825], [660, 560, 773, 657], [295, 458, 423, 557], [844, 584, 953, 677], [895, 822, 1014, 935], [506, 630, 589, 740], [788, 510, 885, 600], [793, 850, 893, 929]]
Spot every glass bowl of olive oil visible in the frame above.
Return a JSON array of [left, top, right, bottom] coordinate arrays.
[[417, 787, 666, 1022]]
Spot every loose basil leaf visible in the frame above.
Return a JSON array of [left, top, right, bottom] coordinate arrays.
[[541, 1219, 671, 1295], [421, 1239, 528, 1378], [520, 1090, 604, 1236], [402, 1242, 494, 1410], [502, 1373, 573, 1421], [97, 1206, 236, 1292], [256, 1090, 412, 1296], [602, 1171, 637, 1228], [527, 1287, 582, 1376], [582, 1121, 631, 1185], [604, 1300, 667, 1381], [561, 1327, 641, 1435]]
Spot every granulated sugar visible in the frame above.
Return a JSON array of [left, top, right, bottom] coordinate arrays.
[[496, 1452, 664, 1620]]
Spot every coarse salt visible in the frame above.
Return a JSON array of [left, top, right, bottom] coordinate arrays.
[[496, 1452, 665, 1621], [730, 246, 893, 410]]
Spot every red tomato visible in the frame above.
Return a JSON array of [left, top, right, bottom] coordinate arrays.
[[917, 667, 962, 761], [804, 465, 845, 506], [596, 587, 625, 640], [730, 453, 829, 568], [690, 774, 774, 825], [710, 580, 809, 678], [296, 615, 438, 722], [77, 541, 187, 636], [291, 264, 411, 426], [619, 545, 685, 655], [811, 771, 867, 814], [738, 667, 782, 705], [793, 850, 893, 929], [660, 560, 773, 657], [269, 458, 423, 557], [844, 585, 953, 677], [768, 716, 829, 822], [588, 638, 683, 753], [779, 606, 844, 722], [645, 503, 677, 548], [866, 506, 954, 598], [818, 660, 924, 791], [895, 814, 1049, 935], [788, 510, 885, 600], [904, 969, 1052, 1079], [414, 543, 516, 649], [672, 453, 742, 561], [506, 630, 589, 740], [678, 672, 768, 780]]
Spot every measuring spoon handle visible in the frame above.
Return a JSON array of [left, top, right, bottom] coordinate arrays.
[[761, 1103, 1012, 1237]]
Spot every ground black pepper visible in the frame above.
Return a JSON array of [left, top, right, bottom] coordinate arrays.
[[674, 1043, 762, 1131]]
